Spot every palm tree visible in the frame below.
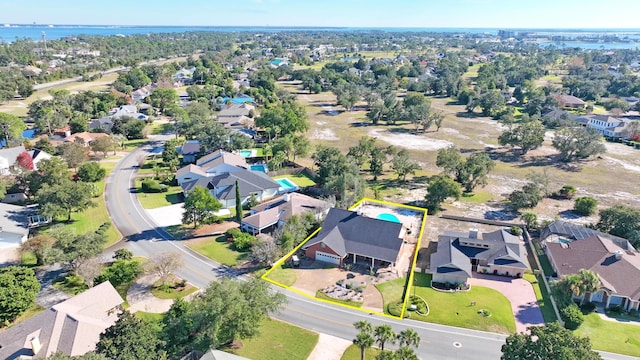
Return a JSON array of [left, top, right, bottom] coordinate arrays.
[[375, 351, 396, 360], [395, 346, 419, 360], [397, 329, 420, 349], [353, 332, 375, 360], [577, 268, 600, 305], [374, 325, 396, 351], [354, 320, 373, 335]]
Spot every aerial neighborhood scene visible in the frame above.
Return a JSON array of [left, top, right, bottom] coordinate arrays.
[[1, 0, 640, 359]]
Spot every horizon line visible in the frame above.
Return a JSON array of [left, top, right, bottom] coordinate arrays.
[[3, 23, 640, 31]]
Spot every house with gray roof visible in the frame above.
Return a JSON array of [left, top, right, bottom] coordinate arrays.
[[180, 140, 201, 163], [241, 193, 330, 235], [552, 94, 586, 109], [429, 229, 529, 286], [0, 145, 26, 175], [176, 150, 248, 185], [302, 208, 405, 268], [181, 168, 279, 209], [0, 203, 32, 250], [0, 281, 123, 359]]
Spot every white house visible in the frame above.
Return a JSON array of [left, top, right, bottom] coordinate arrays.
[[0, 203, 31, 249]]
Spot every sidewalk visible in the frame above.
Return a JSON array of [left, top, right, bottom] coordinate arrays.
[[307, 333, 352, 360]]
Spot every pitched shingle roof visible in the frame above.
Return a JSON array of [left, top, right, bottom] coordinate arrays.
[[181, 169, 279, 201], [303, 208, 403, 263], [242, 193, 328, 229], [0, 281, 123, 359], [541, 221, 632, 251]]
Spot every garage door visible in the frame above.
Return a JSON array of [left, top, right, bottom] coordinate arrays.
[[316, 251, 341, 265]]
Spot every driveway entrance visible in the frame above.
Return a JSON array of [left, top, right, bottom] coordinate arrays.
[[469, 273, 545, 333]]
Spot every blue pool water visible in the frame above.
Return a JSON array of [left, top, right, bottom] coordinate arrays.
[[250, 164, 268, 173], [559, 238, 571, 245], [239, 150, 253, 157], [377, 213, 401, 223], [276, 178, 297, 190]]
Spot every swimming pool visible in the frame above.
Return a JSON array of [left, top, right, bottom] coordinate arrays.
[[276, 178, 297, 191], [239, 149, 253, 158], [250, 164, 268, 173], [377, 213, 401, 223]]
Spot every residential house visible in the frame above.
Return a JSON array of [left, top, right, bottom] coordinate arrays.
[[586, 115, 625, 135], [218, 115, 254, 130], [0, 203, 31, 249], [90, 105, 148, 133], [541, 221, 640, 311], [180, 168, 279, 209], [302, 208, 405, 269], [51, 132, 109, 147], [602, 119, 640, 139], [429, 229, 529, 286], [28, 148, 53, 170], [542, 109, 578, 123], [176, 150, 248, 185], [552, 94, 586, 109], [180, 140, 201, 163], [241, 193, 330, 235], [0, 281, 124, 359], [0, 145, 26, 175], [195, 349, 251, 360], [216, 103, 255, 124]]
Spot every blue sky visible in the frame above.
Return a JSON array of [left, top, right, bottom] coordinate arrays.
[[1, 0, 639, 28]]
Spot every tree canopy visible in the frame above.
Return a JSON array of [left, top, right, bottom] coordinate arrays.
[[0, 266, 40, 324], [96, 311, 165, 360], [182, 186, 223, 228]]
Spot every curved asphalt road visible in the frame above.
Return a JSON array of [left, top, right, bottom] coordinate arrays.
[[104, 137, 635, 360]]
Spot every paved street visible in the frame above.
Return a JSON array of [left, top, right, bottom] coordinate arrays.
[[104, 137, 637, 360]]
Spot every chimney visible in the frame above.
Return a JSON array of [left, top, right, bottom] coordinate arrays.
[[30, 336, 42, 355], [469, 228, 478, 239], [615, 250, 623, 260], [283, 194, 290, 202]]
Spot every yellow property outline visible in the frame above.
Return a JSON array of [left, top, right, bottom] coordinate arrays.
[[261, 198, 427, 320]]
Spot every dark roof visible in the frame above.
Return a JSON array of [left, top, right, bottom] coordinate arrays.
[[541, 221, 632, 251], [430, 229, 529, 274], [542, 109, 578, 121], [181, 140, 200, 155], [546, 235, 640, 299], [181, 169, 279, 200], [430, 238, 472, 277], [302, 208, 403, 263]]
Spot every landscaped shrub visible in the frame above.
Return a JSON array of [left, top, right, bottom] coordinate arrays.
[[388, 301, 409, 318], [95, 260, 142, 287], [477, 309, 492, 317], [409, 295, 428, 315], [225, 228, 242, 239], [556, 185, 577, 199], [581, 302, 596, 313], [574, 196, 598, 216], [560, 304, 584, 330], [510, 226, 523, 236], [232, 232, 257, 251], [608, 305, 623, 315], [141, 179, 167, 193], [113, 248, 133, 261]]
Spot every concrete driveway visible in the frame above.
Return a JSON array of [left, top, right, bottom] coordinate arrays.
[[147, 203, 231, 227], [469, 274, 544, 333]]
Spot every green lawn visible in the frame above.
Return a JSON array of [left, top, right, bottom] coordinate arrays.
[[461, 191, 493, 203], [265, 265, 297, 287], [135, 311, 164, 323], [575, 313, 640, 357], [272, 173, 317, 187], [341, 345, 382, 360], [135, 179, 183, 209], [524, 273, 557, 323], [124, 139, 149, 150], [186, 236, 248, 266], [230, 318, 318, 360], [151, 283, 198, 300], [316, 290, 363, 308], [409, 273, 516, 334], [53, 275, 88, 295], [53, 160, 121, 247], [375, 277, 407, 314]]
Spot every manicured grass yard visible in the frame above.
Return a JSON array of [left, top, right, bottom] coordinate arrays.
[[341, 344, 382, 360], [272, 173, 317, 187], [575, 313, 640, 357], [150, 276, 198, 300], [135, 311, 164, 323], [135, 178, 183, 209], [186, 236, 248, 266], [230, 318, 318, 360], [375, 277, 407, 313], [461, 191, 493, 203], [265, 265, 297, 287], [408, 273, 516, 334], [524, 273, 557, 323]]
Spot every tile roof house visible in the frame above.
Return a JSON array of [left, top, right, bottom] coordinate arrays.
[[0, 281, 123, 359], [176, 150, 248, 185], [181, 168, 279, 209], [552, 94, 586, 109], [241, 193, 330, 235], [302, 208, 405, 268], [429, 229, 529, 286], [543, 232, 640, 312]]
